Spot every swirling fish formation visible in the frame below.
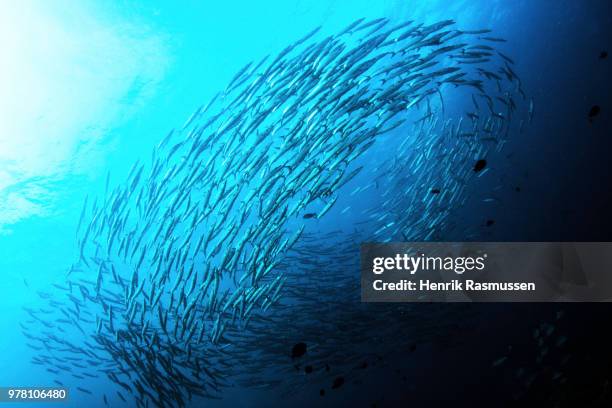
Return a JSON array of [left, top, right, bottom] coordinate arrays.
[[22, 17, 529, 407]]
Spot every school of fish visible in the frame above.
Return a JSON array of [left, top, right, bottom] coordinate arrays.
[[22, 17, 530, 407]]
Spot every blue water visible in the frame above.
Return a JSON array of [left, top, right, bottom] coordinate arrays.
[[1, 1, 610, 407]]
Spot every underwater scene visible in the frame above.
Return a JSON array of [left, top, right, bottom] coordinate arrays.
[[1, 0, 611, 406]]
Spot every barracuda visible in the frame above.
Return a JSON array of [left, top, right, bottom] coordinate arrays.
[[23, 16, 529, 407]]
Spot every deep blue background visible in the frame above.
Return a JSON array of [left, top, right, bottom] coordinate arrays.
[[0, 1, 610, 406]]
